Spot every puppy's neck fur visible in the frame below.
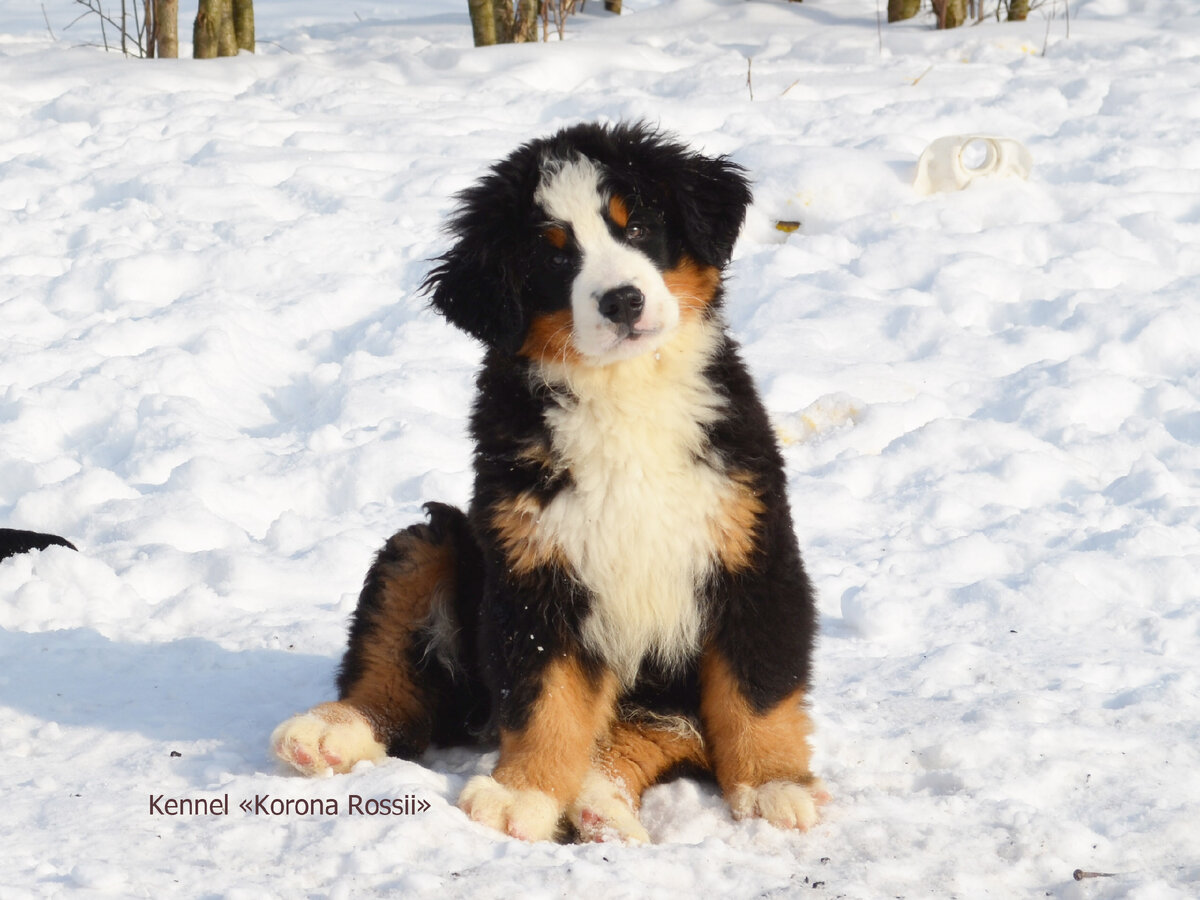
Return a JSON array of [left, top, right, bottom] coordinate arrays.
[[529, 314, 733, 684]]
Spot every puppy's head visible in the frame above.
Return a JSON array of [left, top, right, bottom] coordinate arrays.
[[424, 122, 752, 365]]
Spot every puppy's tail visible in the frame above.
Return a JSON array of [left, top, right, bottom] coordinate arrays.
[[273, 503, 490, 775]]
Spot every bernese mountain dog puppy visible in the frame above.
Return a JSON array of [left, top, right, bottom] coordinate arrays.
[[272, 122, 824, 843]]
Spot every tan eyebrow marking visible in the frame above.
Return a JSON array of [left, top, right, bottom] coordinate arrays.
[[543, 225, 568, 248], [607, 194, 630, 228]]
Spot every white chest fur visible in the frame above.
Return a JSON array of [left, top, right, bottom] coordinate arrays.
[[534, 318, 733, 685]]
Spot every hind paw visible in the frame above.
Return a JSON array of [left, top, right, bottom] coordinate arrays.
[[728, 779, 829, 831], [568, 770, 650, 844], [270, 702, 385, 776]]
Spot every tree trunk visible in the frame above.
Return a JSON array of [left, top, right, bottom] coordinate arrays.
[[604, 0, 622, 12], [194, 0, 238, 58], [469, 0, 498, 46], [194, 0, 220, 57], [469, 0, 540, 46], [156, 0, 179, 58], [513, 0, 538, 42], [217, 0, 238, 55], [144, 0, 154, 58], [233, 0, 254, 52], [1007, 0, 1030, 20], [932, 0, 968, 28], [887, 0, 920, 22], [493, 0, 514, 42]]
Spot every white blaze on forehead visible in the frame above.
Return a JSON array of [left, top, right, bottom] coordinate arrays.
[[534, 155, 609, 234], [534, 155, 679, 364]]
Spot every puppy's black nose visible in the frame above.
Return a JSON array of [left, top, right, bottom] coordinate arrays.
[[597, 285, 645, 326]]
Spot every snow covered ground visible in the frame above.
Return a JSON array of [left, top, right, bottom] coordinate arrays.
[[2, 0, 1198, 896]]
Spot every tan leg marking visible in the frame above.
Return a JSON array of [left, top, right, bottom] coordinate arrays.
[[272, 527, 458, 776], [699, 649, 826, 831], [598, 719, 709, 809], [339, 531, 457, 738], [271, 701, 386, 776], [489, 491, 567, 576], [569, 718, 709, 843], [459, 656, 618, 841], [709, 470, 766, 574], [516, 439, 558, 474]]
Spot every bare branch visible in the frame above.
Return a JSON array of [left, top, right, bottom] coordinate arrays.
[[42, 3, 58, 39], [69, 0, 150, 56]]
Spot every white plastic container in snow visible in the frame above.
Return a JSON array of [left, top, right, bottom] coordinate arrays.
[[913, 135, 1033, 194]]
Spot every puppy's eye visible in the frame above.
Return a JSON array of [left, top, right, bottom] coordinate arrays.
[[548, 251, 571, 270], [625, 224, 645, 241]]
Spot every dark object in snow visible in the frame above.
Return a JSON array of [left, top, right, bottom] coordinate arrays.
[[1073, 869, 1116, 881], [0, 528, 77, 561]]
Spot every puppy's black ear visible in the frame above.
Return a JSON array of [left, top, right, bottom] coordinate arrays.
[[424, 243, 524, 354], [671, 152, 753, 268], [423, 173, 529, 354]]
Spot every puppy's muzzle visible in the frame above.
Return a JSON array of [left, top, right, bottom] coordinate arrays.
[[598, 285, 646, 327]]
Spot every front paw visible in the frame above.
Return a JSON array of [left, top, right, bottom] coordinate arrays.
[[728, 779, 829, 831], [458, 775, 562, 842], [567, 770, 650, 844]]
